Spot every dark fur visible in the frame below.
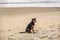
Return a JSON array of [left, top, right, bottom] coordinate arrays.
[[25, 18, 36, 33], [20, 18, 36, 33]]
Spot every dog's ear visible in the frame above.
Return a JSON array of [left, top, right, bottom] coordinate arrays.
[[32, 18, 36, 20]]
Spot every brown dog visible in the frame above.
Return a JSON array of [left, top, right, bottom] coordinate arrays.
[[25, 18, 36, 33]]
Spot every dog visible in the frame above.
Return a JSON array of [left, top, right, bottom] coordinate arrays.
[[25, 18, 36, 33]]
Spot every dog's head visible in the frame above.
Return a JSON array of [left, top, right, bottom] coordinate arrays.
[[32, 18, 36, 23]]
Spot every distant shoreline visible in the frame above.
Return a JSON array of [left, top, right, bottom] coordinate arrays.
[[0, 2, 60, 4]]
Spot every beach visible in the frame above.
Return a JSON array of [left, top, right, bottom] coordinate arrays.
[[0, 8, 60, 40]]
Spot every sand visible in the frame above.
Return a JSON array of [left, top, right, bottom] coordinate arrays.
[[0, 7, 60, 40]]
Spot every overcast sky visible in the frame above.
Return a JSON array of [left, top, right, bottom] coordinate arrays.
[[0, 0, 60, 2], [0, 0, 60, 7]]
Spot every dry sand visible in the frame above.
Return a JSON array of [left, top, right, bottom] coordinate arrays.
[[0, 7, 60, 40]]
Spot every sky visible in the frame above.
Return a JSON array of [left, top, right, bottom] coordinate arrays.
[[0, 0, 60, 2], [0, 0, 60, 7]]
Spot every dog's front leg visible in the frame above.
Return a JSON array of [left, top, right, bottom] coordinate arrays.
[[31, 25, 34, 33]]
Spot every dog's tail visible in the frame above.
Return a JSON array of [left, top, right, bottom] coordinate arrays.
[[19, 32, 26, 33]]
